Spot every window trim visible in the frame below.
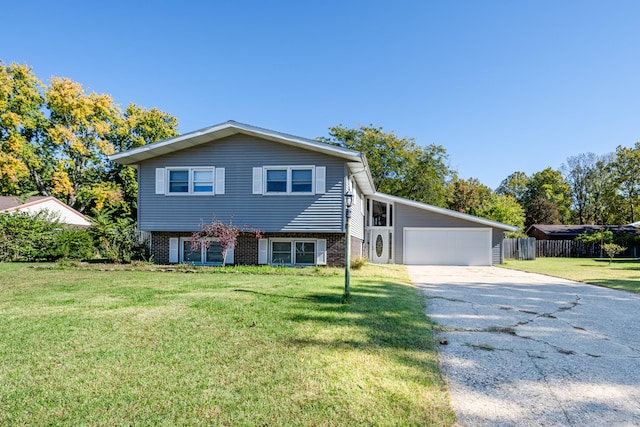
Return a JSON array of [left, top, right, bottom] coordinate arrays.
[[192, 168, 214, 193], [166, 167, 215, 195], [262, 166, 315, 195], [179, 237, 225, 266], [269, 238, 317, 266], [369, 199, 394, 227]]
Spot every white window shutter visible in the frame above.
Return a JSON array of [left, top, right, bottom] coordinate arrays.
[[169, 238, 179, 263], [316, 239, 327, 265], [258, 238, 268, 264], [315, 166, 326, 194], [224, 242, 234, 265], [155, 168, 165, 194], [215, 167, 225, 195], [252, 167, 263, 194]]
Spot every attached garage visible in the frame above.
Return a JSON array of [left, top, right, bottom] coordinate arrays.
[[403, 227, 492, 266], [365, 193, 518, 266]]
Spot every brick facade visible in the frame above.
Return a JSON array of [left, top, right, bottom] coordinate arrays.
[[149, 231, 363, 267], [150, 231, 191, 264]]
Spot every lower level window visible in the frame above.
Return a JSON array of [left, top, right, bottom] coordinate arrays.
[[271, 240, 315, 265], [295, 242, 315, 264], [181, 238, 223, 265], [272, 241, 292, 264]]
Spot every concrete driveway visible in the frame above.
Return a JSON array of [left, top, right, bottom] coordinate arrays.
[[408, 265, 640, 427]]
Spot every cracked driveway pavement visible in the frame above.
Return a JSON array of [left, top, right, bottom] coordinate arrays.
[[408, 265, 640, 427]]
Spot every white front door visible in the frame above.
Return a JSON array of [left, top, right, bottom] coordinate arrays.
[[371, 230, 390, 264]]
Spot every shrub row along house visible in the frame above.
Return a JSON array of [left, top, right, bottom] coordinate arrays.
[[110, 121, 516, 267]]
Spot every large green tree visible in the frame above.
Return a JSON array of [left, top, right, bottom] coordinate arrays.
[[106, 103, 179, 215], [610, 143, 640, 223], [495, 171, 530, 205], [562, 153, 598, 224], [562, 152, 619, 224], [478, 193, 525, 231], [446, 177, 492, 215], [320, 125, 452, 206], [525, 167, 571, 223], [525, 197, 562, 227]]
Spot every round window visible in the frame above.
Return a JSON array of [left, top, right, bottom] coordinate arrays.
[[375, 234, 384, 257]]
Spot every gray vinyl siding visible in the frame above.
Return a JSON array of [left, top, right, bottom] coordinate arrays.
[[491, 228, 505, 264], [393, 203, 505, 265], [138, 134, 345, 232], [349, 180, 365, 241]]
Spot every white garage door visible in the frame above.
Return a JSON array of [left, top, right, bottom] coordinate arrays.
[[403, 227, 492, 266]]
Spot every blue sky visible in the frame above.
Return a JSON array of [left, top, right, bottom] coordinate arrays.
[[4, 1, 640, 189]]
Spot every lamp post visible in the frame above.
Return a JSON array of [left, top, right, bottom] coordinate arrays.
[[343, 190, 353, 303]]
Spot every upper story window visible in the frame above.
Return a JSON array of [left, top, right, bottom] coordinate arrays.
[[266, 169, 288, 192], [291, 169, 313, 192], [168, 168, 215, 194], [169, 170, 190, 193], [192, 170, 214, 193], [156, 167, 225, 196], [262, 166, 315, 195], [371, 199, 393, 227]]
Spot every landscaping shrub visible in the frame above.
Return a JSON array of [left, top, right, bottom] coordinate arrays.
[[47, 229, 96, 260], [350, 256, 368, 270], [0, 211, 95, 261], [0, 209, 153, 263], [89, 212, 150, 263], [0, 211, 59, 261]]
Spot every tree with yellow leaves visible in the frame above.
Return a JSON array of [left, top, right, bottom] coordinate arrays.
[[0, 61, 178, 216], [0, 62, 48, 195]]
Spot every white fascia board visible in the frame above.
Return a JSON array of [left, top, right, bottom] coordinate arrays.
[[3, 197, 92, 226], [347, 161, 375, 195], [109, 120, 362, 165], [373, 192, 519, 232]]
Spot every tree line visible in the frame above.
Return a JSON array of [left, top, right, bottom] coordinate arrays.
[[2, 61, 640, 234]]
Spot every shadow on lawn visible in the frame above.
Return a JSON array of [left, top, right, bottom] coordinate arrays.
[[286, 278, 441, 368], [233, 289, 315, 301], [233, 276, 454, 423]]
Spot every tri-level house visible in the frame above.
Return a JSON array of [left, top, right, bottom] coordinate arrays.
[[110, 121, 516, 267]]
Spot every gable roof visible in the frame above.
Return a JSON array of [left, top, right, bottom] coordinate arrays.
[[373, 192, 519, 232], [0, 196, 92, 227], [109, 120, 376, 194], [0, 196, 49, 211], [526, 224, 640, 237]]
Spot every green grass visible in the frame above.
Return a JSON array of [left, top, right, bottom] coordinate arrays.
[[0, 263, 454, 426], [501, 257, 640, 292]]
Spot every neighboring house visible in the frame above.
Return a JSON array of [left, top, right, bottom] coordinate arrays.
[[0, 196, 92, 227], [110, 121, 517, 267], [526, 224, 640, 241]]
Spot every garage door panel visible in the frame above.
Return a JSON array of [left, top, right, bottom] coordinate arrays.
[[403, 228, 491, 266]]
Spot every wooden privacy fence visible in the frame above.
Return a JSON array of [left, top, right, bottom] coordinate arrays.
[[504, 238, 640, 258], [503, 238, 536, 260]]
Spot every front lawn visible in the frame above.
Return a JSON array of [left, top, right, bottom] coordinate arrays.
[[0, 263, 454, 426], [501, 257, 640, 292]]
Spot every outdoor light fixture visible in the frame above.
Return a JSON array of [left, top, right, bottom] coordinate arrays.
[[343, 190, 353, 303], [345, 191, 354, 210]]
